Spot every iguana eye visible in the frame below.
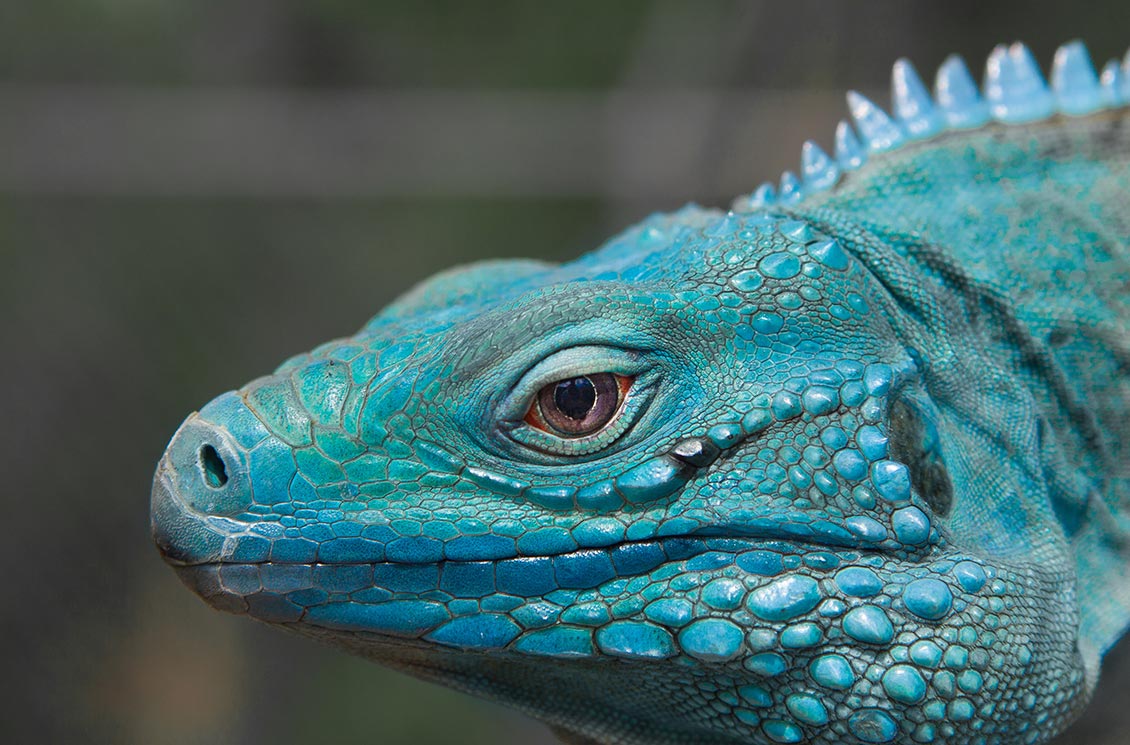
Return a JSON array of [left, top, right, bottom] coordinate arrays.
[[499, 346, 653, 459], [524, 373, 632, 438]]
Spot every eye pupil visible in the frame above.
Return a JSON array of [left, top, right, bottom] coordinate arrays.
[[553, 377, 597, 420], [529, 371, 627, 438]]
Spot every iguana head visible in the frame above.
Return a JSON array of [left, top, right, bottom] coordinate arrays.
[[153, 41, 1130, 744]]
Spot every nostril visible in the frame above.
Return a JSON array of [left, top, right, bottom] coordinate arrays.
[[161, 412, 252, 519], [199, 444, 229, 489]]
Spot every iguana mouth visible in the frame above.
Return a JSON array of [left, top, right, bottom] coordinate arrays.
[[171, 532, 908, 625], [169, 533, 893, 568], [172, 527, 982, 675]]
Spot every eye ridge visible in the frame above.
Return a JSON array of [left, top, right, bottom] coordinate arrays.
[[525, 373, 632, 438]]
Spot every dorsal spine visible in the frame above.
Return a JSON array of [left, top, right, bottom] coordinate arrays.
[[732, 40, 1130, 213]]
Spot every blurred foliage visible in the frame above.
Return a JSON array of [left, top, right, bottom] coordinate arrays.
[[2, 1, 1128, 89], [0, 0, 652, 87], [0, 196, 600, 745]]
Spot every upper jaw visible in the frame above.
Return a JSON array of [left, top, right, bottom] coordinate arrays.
[[154, 449, 938, 573], [151, 455, 227, 567], [152, 418, 944, 575]]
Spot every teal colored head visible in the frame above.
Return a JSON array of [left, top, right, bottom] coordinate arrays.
[[153, 41, 1130, 745], [150, 205, 1076, 743]]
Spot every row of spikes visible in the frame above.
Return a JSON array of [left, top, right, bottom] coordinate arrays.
[[731, 40, 1130, 212]]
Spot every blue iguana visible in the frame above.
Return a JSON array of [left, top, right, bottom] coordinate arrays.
[[151, 41, 1130, 744]]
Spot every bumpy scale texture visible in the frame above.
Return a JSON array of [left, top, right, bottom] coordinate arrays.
[[152, 42, 1130, 745]]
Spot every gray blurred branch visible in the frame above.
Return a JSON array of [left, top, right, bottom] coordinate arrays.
[[0, 86, 861, 203]]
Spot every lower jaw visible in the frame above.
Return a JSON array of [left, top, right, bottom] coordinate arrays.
[[173, 543, 1089, 744], [281, 591, 1090, 745], [174, 533, 966, 655]]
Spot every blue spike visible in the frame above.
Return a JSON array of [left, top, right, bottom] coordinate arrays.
[[934, 55, 990, 128], [800, 141, 839, 192], [778, 171, 803, 204], [983, 42, 1055, 123], [1100, 61, 1124, 107], [1051, 41, 1104, 115], [731, 182, 776, 212], [846, 91, 906, 153], [704, 211, 742, 237], [750, 182, 776, 206], [891, 59, 943, 139], [833, 121, 866, 171]]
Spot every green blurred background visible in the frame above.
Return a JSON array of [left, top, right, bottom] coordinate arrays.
[[3, 1, 1129, 743]]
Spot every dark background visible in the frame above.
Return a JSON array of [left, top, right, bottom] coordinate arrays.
[[3, 2, 1129, 743]]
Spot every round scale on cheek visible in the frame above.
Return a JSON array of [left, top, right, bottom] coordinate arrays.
[[746, 575, 823, 621], [848, 709, 899, 743], [810, 654, 856, 690], [785, 694, 829, 726], [881, 664, 928, 704], [678, 618, 746, 661], [761, 719, 804, 744], [834, 566, 883, 597], [842, 606, 895, 645], [903, 578, 955, 620]]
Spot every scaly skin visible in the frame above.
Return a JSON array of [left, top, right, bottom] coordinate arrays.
[[152, 42, 1130, 744]]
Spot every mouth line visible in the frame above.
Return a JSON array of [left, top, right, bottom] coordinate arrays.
[[166, 532, 901, 574]]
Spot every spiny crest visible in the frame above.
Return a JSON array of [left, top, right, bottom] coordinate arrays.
[[732, 40, 1130, 212]]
